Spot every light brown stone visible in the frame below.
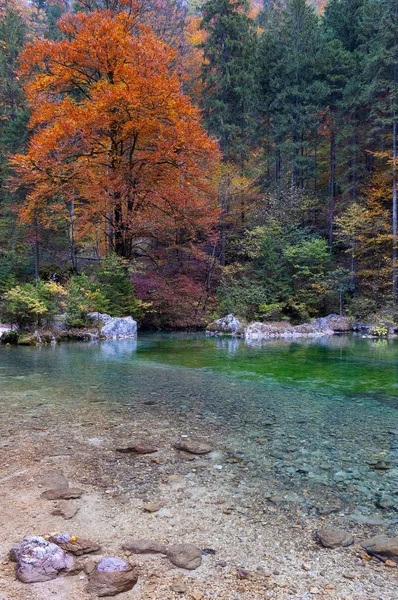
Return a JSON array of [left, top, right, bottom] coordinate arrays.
[[122, 539, 167, 554], [167, 544, 202, 570], [316, 527, 354, 549]]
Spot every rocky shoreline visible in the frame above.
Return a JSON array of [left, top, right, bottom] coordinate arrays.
[[206, 313, 398, 340], [0, 312, 137, 346]]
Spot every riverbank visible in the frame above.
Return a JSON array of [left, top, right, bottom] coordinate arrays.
[[1, 341, 397, 599], [206, 314, 398, 340]]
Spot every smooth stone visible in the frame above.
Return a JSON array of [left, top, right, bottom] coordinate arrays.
[[361, 535, 398, 561], [167, 544, 202, 570], [49, 533, 101, 556], [143, 500, 165, 513], [375, 496, 397, 511], [168, 475, 185, 484], [345, 514, 385, 526], [39, 470, 69, 491], [41, 488, 84, 500], [51, 500, 79, 520], [316, 527, 354, 549], [171, 582, 187, 593], [12, 536, 75, 583], [87, 557, 138, 597], [173, 440, 213, 455], [371, 460, 392, 471], [122, 539, 167, 554]]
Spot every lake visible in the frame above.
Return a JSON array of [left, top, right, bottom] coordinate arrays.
[[1, 333, 398, 518]]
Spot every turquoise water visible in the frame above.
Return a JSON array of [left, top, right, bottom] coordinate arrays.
[[1, 333, 398, 516]]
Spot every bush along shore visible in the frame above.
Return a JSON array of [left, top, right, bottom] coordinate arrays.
[[206, 314, 398, 340]]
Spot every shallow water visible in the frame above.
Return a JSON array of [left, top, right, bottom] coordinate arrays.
[[1, 333, 398, 519]]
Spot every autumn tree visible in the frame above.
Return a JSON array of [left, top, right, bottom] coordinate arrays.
[[13, 9, 220, 264]]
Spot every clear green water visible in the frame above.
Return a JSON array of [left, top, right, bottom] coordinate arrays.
[[1, 333, 398, 516]]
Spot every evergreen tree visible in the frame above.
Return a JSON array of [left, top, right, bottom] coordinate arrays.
[[257, 0, 325, 189], [0, 5, 31, 287], [200, 0, 256, 163]]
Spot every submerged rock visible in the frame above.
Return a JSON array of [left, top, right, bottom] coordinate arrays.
[[122, 539, 167, 554], [87, 557, 138, 597], [316, 527, 354, 549], [11, 536, 75, 583], [361, 535, 398, 561], [167, 544, 202, 570], [173, 439, 213, 455]]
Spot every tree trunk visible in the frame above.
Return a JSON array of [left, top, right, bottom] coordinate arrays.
[[329, 129, 336, 248], [393, 119, 397, 299], [68, 195, 78, 272], [34, 218, 40, 285]]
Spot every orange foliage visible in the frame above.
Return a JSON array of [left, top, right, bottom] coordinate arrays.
[[13, 9, 220, 258], [184, 15, 206, 101]]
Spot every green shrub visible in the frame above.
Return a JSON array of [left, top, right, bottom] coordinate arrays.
[[96, 254, 146, 319], [64, 273, 109, 328], [256, 302, 286, 321], [2, 281, 66, 328]]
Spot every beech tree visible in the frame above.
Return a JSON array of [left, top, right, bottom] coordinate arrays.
[[13, 8, 220, 261]]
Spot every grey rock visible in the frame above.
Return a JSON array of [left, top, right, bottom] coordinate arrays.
[[12, 536, 75, 583], [316, 527, 354, 549], [101, 316, 137, 339], [206, 314, 243, 336], [51, 500, 79, 520], [87, 557, 138, 597], [345, 513, 385, 526], [361, 535, 398, 561], [333, 471, 349, 483], [170, 582, 187, 593], [122, 539, 167, 554], [87, 312, 112, 324], [375, 496, 398, 511], [41, 488, 84, 500], [167, 544, 202, 570], [39, 470, 69, 491]]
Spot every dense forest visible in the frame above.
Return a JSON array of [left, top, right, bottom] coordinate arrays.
[[1, 0, 398, 330]]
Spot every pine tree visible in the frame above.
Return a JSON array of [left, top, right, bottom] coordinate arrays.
[[200, 0, 256, 163], [0, 5, 31, 287], [257, 0, 325, 189]]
